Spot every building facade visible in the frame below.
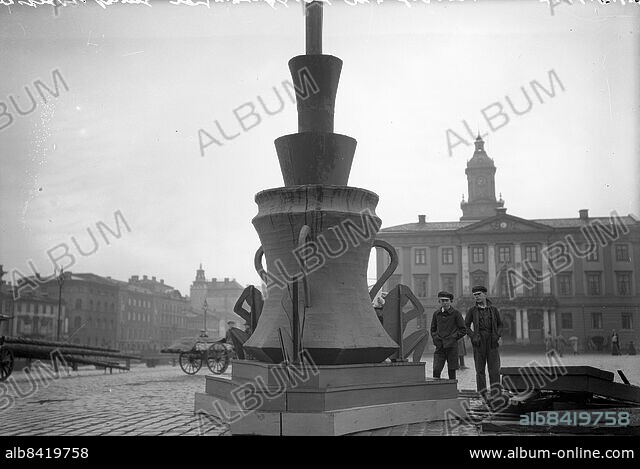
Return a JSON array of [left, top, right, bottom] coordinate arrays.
[[114, 275, 197, 353], [7, 270, 200, 353], [38, 273, 120, 348], [377, 136, 640, 351], [190, 265, 244, 335]]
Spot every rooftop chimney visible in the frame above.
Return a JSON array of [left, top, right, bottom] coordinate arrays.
[[143, 275, 148, 280], [212, 277, 217, 283], [160, 279, 164, 284], [224, 278, 229, 283], [131, 275, 139, 282], [579, 209, 589, 220], [418, 214, 426, 224], [152, 276, 156, 282]]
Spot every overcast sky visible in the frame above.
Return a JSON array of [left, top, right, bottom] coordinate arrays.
[[0, 0, 638, 295]]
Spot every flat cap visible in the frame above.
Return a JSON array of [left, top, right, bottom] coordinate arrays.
[[472, 285, 488, 293], [437, 291, 454, 300]]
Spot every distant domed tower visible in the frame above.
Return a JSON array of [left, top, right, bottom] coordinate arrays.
[[460, 135, 505, 220]]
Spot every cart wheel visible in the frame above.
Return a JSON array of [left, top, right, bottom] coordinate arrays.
[[179, 352, 202, 375], [206, 347, 230, 375], [0, 348, 14, 383]]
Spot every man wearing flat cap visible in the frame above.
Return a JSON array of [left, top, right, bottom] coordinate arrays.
[[465, 285, 504, 397], [430, 291, 466, 380]]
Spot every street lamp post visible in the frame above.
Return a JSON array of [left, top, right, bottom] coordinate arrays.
[[56, 268, 65, 341], [202, 299, 208, 338]]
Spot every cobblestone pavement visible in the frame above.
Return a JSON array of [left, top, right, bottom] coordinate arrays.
[[0, 364, 229, 436], [2, 353, 635, 436], [0, 362, 478, 437]]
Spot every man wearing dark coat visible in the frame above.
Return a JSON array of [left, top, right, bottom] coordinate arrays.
[[465, 285, 503, 396], [430, 291, 466, 380]]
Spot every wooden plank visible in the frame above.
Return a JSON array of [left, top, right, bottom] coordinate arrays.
[[501, 366, 614, 382], [502, 375, 640, 405]]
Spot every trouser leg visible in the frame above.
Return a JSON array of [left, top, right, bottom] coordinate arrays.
[[444, 346, 458, 380], [433, 349, 446, 378], [487, 346, 501, 391], [473, 342, 488, 393]]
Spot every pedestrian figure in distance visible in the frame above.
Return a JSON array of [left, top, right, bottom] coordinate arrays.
[[611, 329, 620, 356], [544, 333, 554, 354], [430, 291, 466, 380], [568, 336, 579, 355], [465, 285, 503, 399], [555, 333, 567, 357], [628, 341, 637, 356]]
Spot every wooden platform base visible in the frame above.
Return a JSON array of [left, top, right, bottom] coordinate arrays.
[[194, 360, 467, 436]]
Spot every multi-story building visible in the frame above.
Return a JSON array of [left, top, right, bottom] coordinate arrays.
[[376, 136, 640, 351], [114, 275, 200, 353], [190, 265, 244, 335], [0, 273, 67, 341], [36, 273, 120, 348], [3, 268, 203, 351]]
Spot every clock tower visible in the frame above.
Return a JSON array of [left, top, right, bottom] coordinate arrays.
[[460, 134, 505, 221]]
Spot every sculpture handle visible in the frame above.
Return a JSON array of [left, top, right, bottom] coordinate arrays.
[[254, 237, 310, 307], [369, 239, 399, 301], [254, 246, 267, 283]]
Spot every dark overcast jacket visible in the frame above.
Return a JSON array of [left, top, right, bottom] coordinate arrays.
[[465, 299, 503, 349], [430, 307, 466, 349]]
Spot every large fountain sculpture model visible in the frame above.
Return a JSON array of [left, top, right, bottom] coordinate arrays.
[[243, 6, 398, 367], [195, 4, 466, 435]]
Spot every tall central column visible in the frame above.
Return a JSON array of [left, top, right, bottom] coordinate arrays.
[[488, 244, 496, 293], [461, 244, 470, 295], [514, 243, 523, 296]]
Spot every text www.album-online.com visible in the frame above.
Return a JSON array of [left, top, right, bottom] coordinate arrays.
[[469, 447, 635, 460]]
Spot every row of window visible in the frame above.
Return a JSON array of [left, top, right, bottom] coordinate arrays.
[[558, 271, 633, 296], [74, 298, 115, 313], [400, 270, 634, 298], [122, 298, 181, 312], [160, 314, 187, 326], [559, 312, 634, 331], [126, 311, 154, 323], [72, 316, 115, 330], [15, 303, 61, 315], [127, 298, 152, 309], [412, 244, 631, 265], [86, 288, 116, 298], [124, 328, 154, 340]]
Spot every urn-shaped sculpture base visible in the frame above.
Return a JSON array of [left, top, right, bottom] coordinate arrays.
[[243, 185, 399, 366]]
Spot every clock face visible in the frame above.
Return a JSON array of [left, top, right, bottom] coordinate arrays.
[[500, 221, 508, 229], [477, 177, 487, 186]]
